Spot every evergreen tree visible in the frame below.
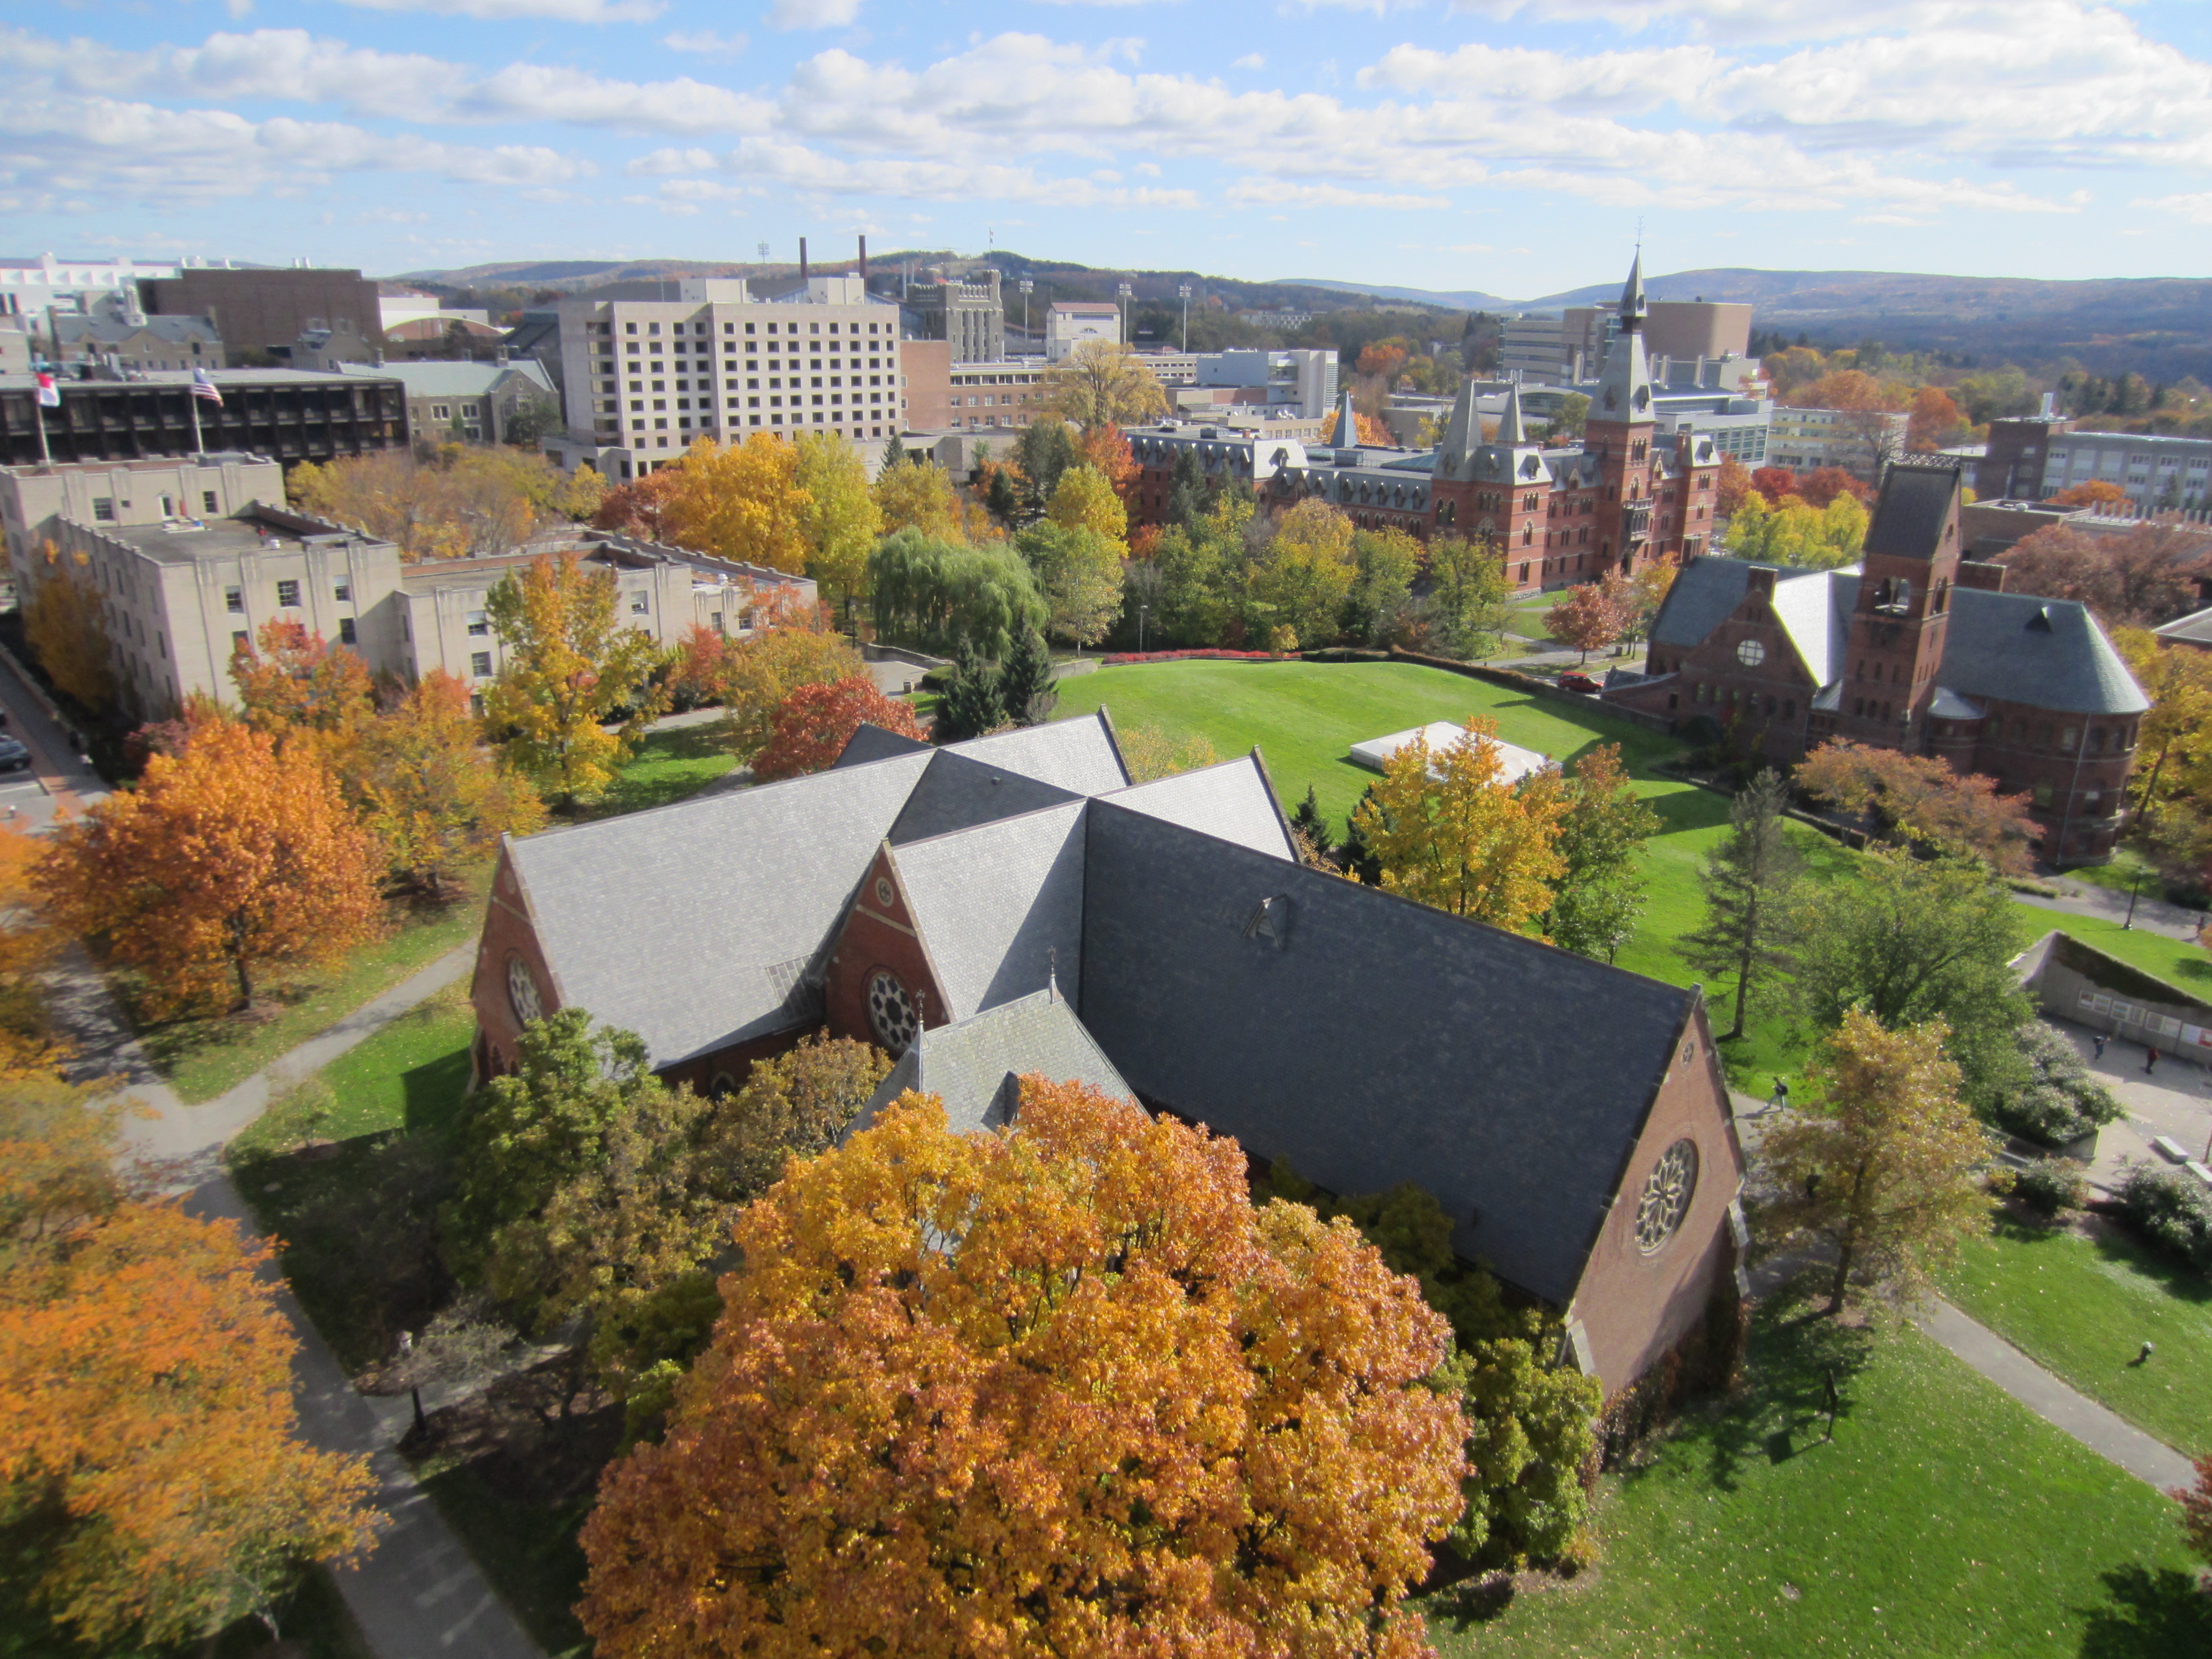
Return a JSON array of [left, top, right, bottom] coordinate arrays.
[[881, 432, 909, 471], [1676, 769, 1802, 1040], [933, 644, 1005, 743], [1339, 784, 1385, 885], [995, 625, 1057, 728], [985, 466, 1022, 527], [1290, 786, 1334, 860], [1014, 420, 1081, 514]]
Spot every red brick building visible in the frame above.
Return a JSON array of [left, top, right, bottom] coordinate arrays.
[[467, 715, 1746, 1395], [1125, 258, 1723, 599], [1606, 462, 2150, 862]]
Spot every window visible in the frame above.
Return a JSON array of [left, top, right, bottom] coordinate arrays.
[[275, 580, 301, 607], [471, 651, 493, 679], [1633, 1140, 1698, 1253], [333, 581, 351, 603], [231, 630, 249, 653], [338, 618, 357, 645], [630, 594, 648, 614], [92, 498, 115, 522], [202, 491, 218, 514], [1735, 639, 1766, 668], [225, 586, 243, 613], [466, 610, 489, 636]]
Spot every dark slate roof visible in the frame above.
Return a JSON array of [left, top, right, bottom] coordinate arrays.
[[896, 801, 1088, 1021], [1863, 464, 1960, 561], [2154, 605, 2212, 648], [847, 989, 1131, 1139], [888, 748, 1085, 845], [1101, 753, 1297, 860], [1077, 802, 1695, 1305], [1646, 554, 1852, 685], [508, 751, 932, 1067], [1942, 588, 2149, 714], [834, 723, 932, 769]]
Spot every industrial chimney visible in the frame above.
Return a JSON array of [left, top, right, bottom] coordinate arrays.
[[858, 234, 868, 283], [799, 237, 809, 283]]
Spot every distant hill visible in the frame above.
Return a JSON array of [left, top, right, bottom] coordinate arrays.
[[1281, 278, 1515, 312]]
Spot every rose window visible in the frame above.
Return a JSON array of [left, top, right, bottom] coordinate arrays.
[[507, 955, 543, 1026], [1736, 639, 1766, 668], [1633, 1139, 1699, 1254], [867, 970, 917, 1052]]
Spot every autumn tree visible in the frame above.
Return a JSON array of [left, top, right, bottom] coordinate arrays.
[[37, 719, 380, 1014], [1251, 498, 1357, 649], [593, 467, 686, 541], [1794, 741, 2036, 873], [482, 552, 667, 805], [1793, 466, 1871, 510], [1545, 576, 1631, 664], [1907, 385, 1969, 453], [1040, 339, 1168, 429], [0, 1085, 381, 1646], [1015, 520, 1124, 650], [2113, 627, 2212, 885], [1117, 726, 1222, 783], [21, 544, 113, 712], [1788, 852, 2031, 1112], [664, 622, 730, 711], [1320, 405, 1395, 446], [1045, 462, 1129, 553], [1347, 526, 1421, 645], [2179, 1455, 2212, 1578], [751, 676, 928, 782], [1726, 490, 1868, 570], [660, 434, 812, 575], [1546, 743, 1660, 962], [1714, 454, 1754, 517], [1998, 522, 2210, 627], [873, 458, 964, 539], [2052, 479, 2128, 510], [1074, 421, 1139, 505], [704, 1032, 894, 1200], [1625, 560, 1677, 644], [718, 608, 865, 763], [291, 446, 591, 560], [578, 1079, 1468, 1658], [792, 430, 882, 616], [229, 618, 374, 742], [1353, 718, 1569, 935], [1756, 1010, 1996, 1313], [0, 828, 65, 1078], [1676, 769, 1802, 1041], [351, 670, 546, 896]]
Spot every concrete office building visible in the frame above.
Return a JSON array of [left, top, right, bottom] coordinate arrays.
[[0, 369, 408, 468], [1645, 301, 1753, 364], [0, 255, 185, 324], [138, 265, 385, 366], [1045, 301, 1121, 361], [1, 455, 283, 580], [1501, 315, 1565, 381], [554, 275, 904, 477], [1979, 418, 2212, 514], [1767, 405, 1910, 480]]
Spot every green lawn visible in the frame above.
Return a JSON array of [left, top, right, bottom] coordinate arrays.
[[1943, 1210, 2212, 1459], [0, 1562, 371, 1659], [1424, 1279, 2209, 1659], [134, 859, 493, 1105], [2018, 906, 2212, 996], [569, 721, 740, 822]]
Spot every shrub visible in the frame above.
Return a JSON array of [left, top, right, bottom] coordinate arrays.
[[2010, 1157, 2088, 1219], [2115, 1163, 2212, 1271], [1100, 647, 1277, 665], [1990, 1022, 2124, 1147]]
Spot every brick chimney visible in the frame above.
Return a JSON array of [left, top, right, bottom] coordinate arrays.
[[1955, 560, 2008, 592]]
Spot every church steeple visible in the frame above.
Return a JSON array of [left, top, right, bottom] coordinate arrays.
[[1619, 249, 1647, 325], [1437, 377, 1481, 475], [1590, 251, 1652, 428], [1333, 386, 1360, 448], [1496, 381, 1527, 445]]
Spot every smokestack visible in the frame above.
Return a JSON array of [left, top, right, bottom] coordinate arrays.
[[858, 235, 868, 283], [799, 238, 809, 283]]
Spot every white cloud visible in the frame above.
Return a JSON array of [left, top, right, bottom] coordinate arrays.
[[332, 0, 666, 20], [662, 29, 748, 57], [768, 0, 862, 29], [1232, 53, 1265, 70], [2135, 191, 2212, 225], [1226, 178, 1451, 210]]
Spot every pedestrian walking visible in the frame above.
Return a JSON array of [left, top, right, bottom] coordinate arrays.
[[1770, 1076, 1791, 1113], [2093, 1032, 2107, 1060], [2146, 1047, 2160, 1076]]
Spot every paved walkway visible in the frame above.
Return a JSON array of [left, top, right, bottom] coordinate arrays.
[[51, 946, 540, 1659], [2014, 873, 2208, 942]]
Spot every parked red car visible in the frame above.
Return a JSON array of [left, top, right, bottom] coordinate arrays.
[[1558, 672, 1601, 694]]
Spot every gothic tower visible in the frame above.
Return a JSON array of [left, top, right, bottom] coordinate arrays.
[[1830, 463, 1966, 748], [1583, 254, 1660, 576]]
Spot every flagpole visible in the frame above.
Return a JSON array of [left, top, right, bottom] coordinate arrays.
[[189, 383, 204, 460]]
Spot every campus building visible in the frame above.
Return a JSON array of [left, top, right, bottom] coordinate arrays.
[[1604, 462, 2149, 862], [1979, 417, 2212, 514], [0, 369, 408, 468], [468, 715, 1748, 1396]]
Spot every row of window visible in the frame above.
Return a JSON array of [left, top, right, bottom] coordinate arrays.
[[90, 489, 223, 523], [598, 318, 890, 337], [225, 578, 349, 612]]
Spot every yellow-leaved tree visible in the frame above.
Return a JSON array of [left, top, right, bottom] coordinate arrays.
[[352, 670, 546, 898], [792, 431, 882, 618], [1045, 462, 1129, 552], [22, 543, 114, 713], [1352, 717, 1569, 935], [873, 458, 964, 540], [1250, 498, 1358, 651], [0, 827, 65, 1078], [660, 434, 812, 575], [578, 1078, 1468, 1658], [1040, 340, 1168, 429], [482, 553, 668, 806]]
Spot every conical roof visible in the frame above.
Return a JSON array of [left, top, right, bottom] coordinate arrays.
[[1497, 382, 1527, 445], [1619, 251, 1647, 323], [1333, 387, 1360, 447], [1437, 377, 1481, 473]]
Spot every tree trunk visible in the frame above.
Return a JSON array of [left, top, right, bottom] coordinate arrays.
[[411, 1385, 426, 1434], [232, 952, 254, 1013], [1827, 1234, 1855, 1314]]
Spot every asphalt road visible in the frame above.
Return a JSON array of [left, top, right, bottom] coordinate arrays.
[[0, 645, 105, 831]]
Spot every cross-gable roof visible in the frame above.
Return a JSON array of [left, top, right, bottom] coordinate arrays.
[[848, 988, 1130, 1140], [894, 801, 1089, 1022], [1100, 752, 1298, 860]]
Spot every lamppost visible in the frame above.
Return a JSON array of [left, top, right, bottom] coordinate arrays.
[[1138, 603, 1150, 654], [1117, 280, 1133, 346], [1019, 278, 1033, 350], [1178, 283, 1192, 352], [2123, 860, 2145, 930]]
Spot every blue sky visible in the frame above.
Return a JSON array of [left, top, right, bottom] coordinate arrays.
[[6, 1, 2211, 296]]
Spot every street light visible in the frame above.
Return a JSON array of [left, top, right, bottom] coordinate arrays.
[[1138, 603, 1150, 654], [1178, 283, 1193, 352], [1117, 280, 1133, 346], [1018, 277, 1034, 348]]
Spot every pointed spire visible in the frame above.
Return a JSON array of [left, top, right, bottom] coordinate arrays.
[[1619, 249, 1647, 326], [1437, 377, 1481, 472], [1333, 386, 1360, 447], [1497, 382, 1527, 445]]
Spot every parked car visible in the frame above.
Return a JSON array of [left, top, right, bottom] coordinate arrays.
[[1558, 671, 1601, 694], [0, 735, 31, 773]]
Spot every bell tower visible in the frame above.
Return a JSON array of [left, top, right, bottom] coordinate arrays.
[[1830, 463, 1966, 749], [1583, 254, 1658, 576]]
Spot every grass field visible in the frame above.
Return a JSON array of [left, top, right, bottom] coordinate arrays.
[[572, 721, 739, 821], [1422, 1279, 2209, 1659], [1943, 1209, 2212, 1459], [2021, 906, 2212, 995]]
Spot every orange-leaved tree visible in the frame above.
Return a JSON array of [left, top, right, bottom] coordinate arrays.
[[750, 676, 926, 782], [1714, 454, 1754, 518], [21, 542, 114, 713], [1795, 740, 2036, 874], [1544, 575, 1632, 664], [1321, 406, 1394, 446], [579, 1079, 1468, 1659], [229, 618, 375, 745], [352, 670, 545, 898], [2052, 479, 2128, 510], [0, 827, 66, 1078], [593, 466, 686, 541], [718, 595, 865, 762], [1352, 716, 1569, 934], [36, 718, 381, 1014], [0, 1081, 382, 1646], [1075, 421, 1139, 505]]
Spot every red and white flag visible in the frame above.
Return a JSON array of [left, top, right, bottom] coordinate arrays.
[[191, 367, 222, 406], [34, 372, 59, 409]]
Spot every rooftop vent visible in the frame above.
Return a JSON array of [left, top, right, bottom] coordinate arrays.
[[2027, 606, 2054, 634]]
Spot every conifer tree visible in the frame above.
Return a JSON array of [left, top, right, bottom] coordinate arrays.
[[995, 625, 1056, 727], [932, 644, 1005, 743], [1677, 769, 1802, 1040]]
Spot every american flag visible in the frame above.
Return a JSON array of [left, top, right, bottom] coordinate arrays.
[[191, 367, 223, 406]]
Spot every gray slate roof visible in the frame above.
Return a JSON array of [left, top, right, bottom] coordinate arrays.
[[932, 712, 1129, 796], [1101, 753, 1297, 860], [1863, 464, 1960, 560], [2154, 605, 2212, 648], [888, 749, 1084, 845], [847, 988, 1131, 1139], [337, 359, 554, 398], [1943, 587, 2149, 714], [1076, 801, 1695, 1306], [834, 723, 932, 769], [895, 801, 1088, 1021]]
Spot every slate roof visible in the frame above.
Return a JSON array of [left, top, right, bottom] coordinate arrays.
[[895, 801, 1088, 1022], [847, 988, 1131, 1139], [1076, 801, 1696, 1305], [2154, 605, 2212, 648], [834, 723, 932, 769], [1100, 754, 1297, 860], [933, 712, 1129, 796], [1863, 463, 1960, 561], [888, 748, 1085, 845], [1942, 588, 2149, 714], [336, 359, 554, 398]]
